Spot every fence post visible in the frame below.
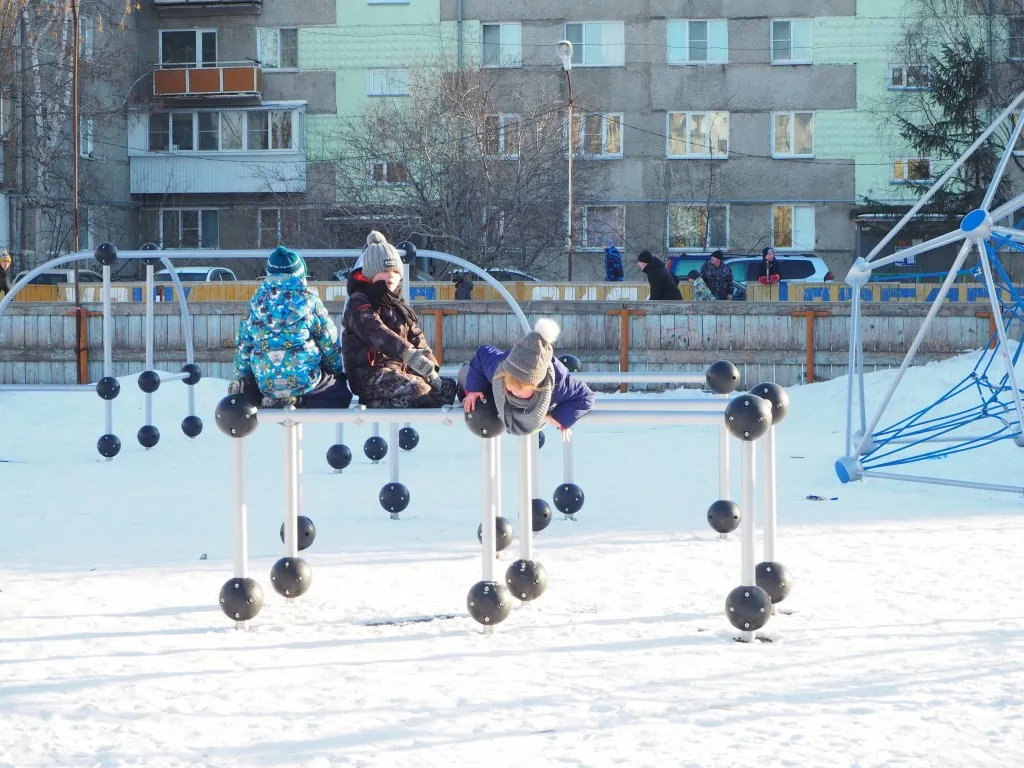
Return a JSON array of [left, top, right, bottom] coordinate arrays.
[[789, 309, 829, 384], [975, 311, 997, 349], [421, 308, 456, 365], [607, 308, 645, 393]]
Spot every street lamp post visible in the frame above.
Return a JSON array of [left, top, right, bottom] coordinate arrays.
[[557, 40, 574, 282]]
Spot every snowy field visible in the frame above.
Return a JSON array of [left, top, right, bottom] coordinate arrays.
[[1, 353, 1023, 768]]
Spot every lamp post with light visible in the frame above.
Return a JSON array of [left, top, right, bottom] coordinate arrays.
[[556, 40, 575, 282]]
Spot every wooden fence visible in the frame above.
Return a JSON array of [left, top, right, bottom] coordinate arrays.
[[0, 300, 1002, 388]]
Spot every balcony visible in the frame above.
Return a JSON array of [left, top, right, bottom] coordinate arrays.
[[153, 0, 261, 13], [154, 63, 262, 102]]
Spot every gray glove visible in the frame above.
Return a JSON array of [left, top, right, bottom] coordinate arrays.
[[402, 348, 437, 381]]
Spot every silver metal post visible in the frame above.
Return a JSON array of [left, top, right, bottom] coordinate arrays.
[[844, 288, 861, 457], [762, 428, 777, 563], [494, 433, 503, 524], [718, 425, 731, 540], [389, 422, 400, 519], [402, 262, 411, 304], [480, 438, 497, 635], [335, 423, 344, 446], [562, 429, 575, 520], [530, 431, 541, 496], [283, 417, 299, 572], [977, 241, 1024, 434], [297, 422, 305, 529], [144, 263, 154, 436], [739, 439, 757, 643], [518, 435, 534, 561], [102, 265, 113, 457], [232, 439, 249, 630]]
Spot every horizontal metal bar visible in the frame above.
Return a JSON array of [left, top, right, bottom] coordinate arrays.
[[580, 410, 723, 427], [879, 435, 1007, 444], [862, 469, 1024, 495], [0, 384, 95, 392], [258, 407, 460, 426], [593, 396, 727, 411], [438, 366, 707, 385], [158, 371, 190, 382]]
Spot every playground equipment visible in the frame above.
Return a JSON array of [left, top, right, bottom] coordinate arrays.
[[836, 90, 1024, 494]]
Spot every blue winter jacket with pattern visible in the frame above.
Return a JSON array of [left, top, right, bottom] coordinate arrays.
[[465, 345, 595, 428], [233, 275, 345, 399]]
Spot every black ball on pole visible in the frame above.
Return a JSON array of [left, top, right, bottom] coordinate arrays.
[[464, 394, 504, 438], [181, 363, 202, 386], [326, 443, 353, 470], [398, 426, 420, 451], [97, 433, 121, 458], [749, 382, 790, 426], [363, 435, 388, 461], [724, 393, 773, 441], [707, 499, 741, 534], [477, 516, 514, 552], [270, 556, 312, 598], [215, 394, 259, 438], [466, 581, 513, 626], [280, 515, 317, 551], [706, 359, 741, 395], [218, 577, 264, 621], [140, 241, 162, 267], [93, 242, 118, 266], [137, 424, 160, 449], [95, 376, 120, 401], [558, 354, 582, 372], [138, 370, 161, 394], [505, 559, 548, 601], [379, 482, 411, 515], [756, 561, 793, 604], [537, 430, 546, 450], [181, 415, 204, 438], [725, 585, 772, 633], [553, 483, 585, 515], [532, 498, 553, 532]]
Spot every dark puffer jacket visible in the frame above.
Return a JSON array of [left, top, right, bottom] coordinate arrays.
[[341, 270, 437, 397], [642, 256, 683, 301]]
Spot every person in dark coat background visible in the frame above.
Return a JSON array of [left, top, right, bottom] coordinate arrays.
[[453, 272, 474, 300], [604, 245, 624, 282], [463, 319, 595, 435], [637, 251, 682, 300], [758, 247, 781, 284], [699, 250, 735, 300], [0, 250, 12, 299]]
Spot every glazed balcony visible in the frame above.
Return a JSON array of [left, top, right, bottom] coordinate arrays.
[[154, 63, 262, 102]]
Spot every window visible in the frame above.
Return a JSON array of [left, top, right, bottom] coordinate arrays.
[[148, 110, 297, 152], [564, 22, 625, 67], [258, 28, 299, 70], [485, 114, 520, 158], [667, 205, 728, 250], [160, 209, 219, 248], [888, 64, 930, 90], [569, 113, 623, 158], [481, 23, 522, 68], [79, 208, 97, 250], [772, 111, 814, 157], [1011, 17, 1024, 60], [666, 20, 728, 64], [79, 119, 94, 157], [891, 157, 932, 184], [159, 29, 217, 68], [771, 19, 812, 64], [259, 208, 282, 248], [667, 111, 729, 158], [571, 205, 625, 250], [367, 69, 409, 96], [80, 15, 94, 62], [772, 205, 815, 250], [369, 160, 411, 184]]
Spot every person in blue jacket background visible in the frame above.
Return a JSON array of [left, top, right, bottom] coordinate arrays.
[[604, 245, 624, 282], [462, 318, 595, 435]]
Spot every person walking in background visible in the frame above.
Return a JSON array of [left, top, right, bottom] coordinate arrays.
[[758, 247, 781, 285], [685, 269, 716, 302], [637, 250, 682, 300], [604, 245, 624, 282], [0, 250, 12, 299], [699, 250, 735, 300], [229, 246, 353, 409], [453, 272, 474, 300]]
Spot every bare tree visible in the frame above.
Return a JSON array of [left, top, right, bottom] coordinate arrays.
[[322, 58, 594, 278]]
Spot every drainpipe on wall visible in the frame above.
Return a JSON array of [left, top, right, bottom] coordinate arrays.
[[457, 0, 463, 67]]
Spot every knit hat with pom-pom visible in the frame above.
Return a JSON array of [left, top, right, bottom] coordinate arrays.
[[361, 230, 402, 279], [266, 245, 307, 281], [501, 319, 561, 386]]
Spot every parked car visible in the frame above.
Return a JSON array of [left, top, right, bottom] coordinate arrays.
[[154, 267, 237, 282], [450, 267, 541, 282], [14, 268, 104, 286], [666, 252, 833, 299], [664, 254, 747, 299]]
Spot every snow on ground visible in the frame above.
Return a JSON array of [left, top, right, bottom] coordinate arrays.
[[1, 353, 1023, 767]]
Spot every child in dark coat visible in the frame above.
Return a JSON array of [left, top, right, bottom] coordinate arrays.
[[342, 231, 458, 408], [758, 247, 781, 284], [463, 319, 595, 435]]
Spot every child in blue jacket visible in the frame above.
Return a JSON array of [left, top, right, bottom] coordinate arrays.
[[462, 319, 595, 435]]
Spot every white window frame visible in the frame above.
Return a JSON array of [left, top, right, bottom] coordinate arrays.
[[257, 28, 299, 71], [485, 114, 520, 159], [772, 204, 815, 250], [368, 159, 411, 185], [771, 19, 812, 65], [563, 21, 626, 67], [148, 108, 301, 153], [258, 208, 282, 248], [666, 204, 729, 252], [890, 157, 933, 184], [888, 64, 930, 90], [159, 208, 220, 249], [80, 15, 94, 62], [1011, 17, 1024, 61], [481, 23, 523, 68], [158, 28, 218, 68], [771, 111, 814, 158], [570, 205, 626, 251], [367, 69, 410, 96], [666, 19, 728, 65], [79, 118, 94, 158], [568, 112, 623, 159], [666, 111, 729, 159], [80, 207, 97, 250]]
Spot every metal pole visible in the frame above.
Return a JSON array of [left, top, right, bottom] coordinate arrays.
[[566, 74, 574, 282], [861, 469, 1024, 494], [71, 0, 81, 311], [562, 430, 573, 483], [480, 438, 497, 635], [977, 242, 1024, 434], [389, 422, 401, 519], [283, 418, 299, 574], [844, 289, 861, 457], [739, 439, 757, 643], [518, 435, 534, 561], [232, 439, 249, 630], [718, 425, 731, 540], [102, 264, 113, 455], [144, 263, 155, 437], [762, 428, 777, 564], [530, 431, 541, 502], [335, 423, 344, 447], [494, 433, 503, 523]]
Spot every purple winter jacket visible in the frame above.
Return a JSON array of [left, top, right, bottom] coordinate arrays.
[[466, 345, 596, 428]]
